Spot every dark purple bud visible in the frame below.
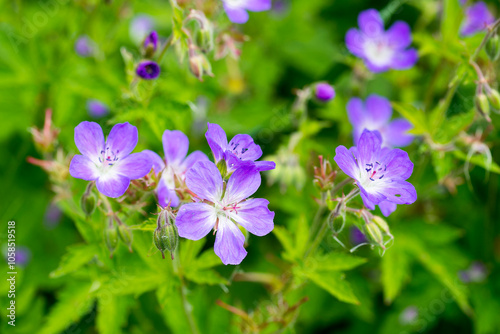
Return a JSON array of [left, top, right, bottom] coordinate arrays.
[[350, 226, 367, 245], [314, 83, 335, 102], [144, 30, 158, 54], [86, 99, 109, 118], [75, 35, 94, 57], [136, 61, 161, 80]]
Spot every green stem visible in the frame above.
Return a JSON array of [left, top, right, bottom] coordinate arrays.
[[157, 35, 174, 63], [470, 18, 500, 62], [331, 177, 354, 195]]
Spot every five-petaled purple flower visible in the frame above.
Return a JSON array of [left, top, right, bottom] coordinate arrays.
[[176, 161, 274, 265], [86, 99, 109, 119], [144, 31, 158, 52], [461, 1, 495, 36], [347, 94, 413, 148], [136, 61, 161, 80], [206, 123, 275, 174], [346, 9, 418, 72], [69, 122, 152, 198], [315, 83, 336, 102], [222, 0, 272, 24], [144, 130, 208, 207], [334, 129, 417, 217]]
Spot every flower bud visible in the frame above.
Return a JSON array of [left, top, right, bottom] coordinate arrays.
[[143, 31, 158, 58], [216, 159, 228, 178], [372, 216, 390, 235], [154, 210, 179, 259], [117, 224, 133, 252], [487, 89, 500, 110], [475, 93, 490, 116], [485, 33, 500, 62], [188, 44, 213, 81], [314, 83, 335, 102], [186, 10, 214, 53], [81, 190, 96, 217], [363, 221, 384, 247], [104, 219, 119, 256]]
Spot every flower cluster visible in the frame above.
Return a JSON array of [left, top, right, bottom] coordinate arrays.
[[69, 121, 275, 265]]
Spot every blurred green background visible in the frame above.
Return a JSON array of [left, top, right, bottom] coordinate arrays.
[[1, 0, 500, 333]]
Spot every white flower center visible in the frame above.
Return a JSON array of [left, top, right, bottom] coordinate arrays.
[[363, 39, 394, 67], [359, 160, 387, 190]]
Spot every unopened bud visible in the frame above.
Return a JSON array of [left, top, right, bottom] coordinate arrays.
[[372, 216, 390, 235], [81, 192, 96, 217], [487, 89, 500, 110], [143, 31, 158, 58], [117, 224, 133, 252], [475, 93, 490, 116], [328, 202, 346, 235], [485, 33, 500, 62], [363, 221, 384, 247], [154, 210, 179, 259], [104, 219, 119, 256], [189, 44, 213, 81]]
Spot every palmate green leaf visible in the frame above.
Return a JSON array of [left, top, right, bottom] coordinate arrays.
[[381, 243, 410, 304], [392, 102, 429, 135], [39, 282, 95, 334], [184, 268, 229, 285], [49, 243, 99, 278], [304, 270, 360, 305], [453, 150, 500, 174], [432, 109, 475, 144], [306, 252, 367, 272], [98, 270, 162, 297], [96, 295, 135, 334], [130, 217, 157, 231], [156, 277, 197, 334]]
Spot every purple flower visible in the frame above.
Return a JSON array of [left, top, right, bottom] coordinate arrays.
[[130, 14, 155, 44], [75, 35, 94, 57], [176, 161, 274, 265], [69, 122, 152, 198], [143, 130, 208, 207], [461, 2, 495, 36], [205, 123, 275, 174], [144, 30, 158, 52], [347, 94, 413, 148], [136, 61, 160, 80], [334, 129, 417, 217], [86, 99, 109, 119], [222, 0, 272, 24], [345, 9, 418, 72], [315, 83, 336, 102]]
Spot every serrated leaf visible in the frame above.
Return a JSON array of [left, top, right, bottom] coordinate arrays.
[[130, 217, 157, 231], [381, 244, 410, 304], [392, 102, 429, 135], [96, 295, 134, 334], [307, 252, 367, 272], [39, 282, 95, 334], [49, 244, 99, 278], [184, 268, 228, 285], [304, 270, 360, 305]]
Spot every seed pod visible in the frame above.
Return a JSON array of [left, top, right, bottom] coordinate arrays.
[[372, 216, 390, 235], [117, 224, 133, 252], [154, 210, 179, 259], [104, 219, 119, 256], [81, 192, 96, 217], [485, 33, 500, 62], [487, 89, 500, 110], [475, 93, 490, 117]]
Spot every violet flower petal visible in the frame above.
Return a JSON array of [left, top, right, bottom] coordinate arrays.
[[142, 149, 165, 175], [386, 21, 412, 49], [385, 119, 414, 147], [224, 164, 261, 204], [206, 123, 228, 161], [214, 216, 247, 265], [74, 121, 105, 163], [224, 5, 250, 24], [69, 155, 100, 181], [229, 198, 274, 236], [162, 130, 189, 166], [245, 0, 272, 11], [185, 161, 223, 202], [114, 152, 152, 179], [96, 172, 130, 198], [180, 151, 209, 172], [358, 9, 384, 37], [176, 203, 216, 240], [106, 122, 138, 159]]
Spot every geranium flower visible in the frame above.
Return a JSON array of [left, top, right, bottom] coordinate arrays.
[[347, 94, 413, 148], [461, 1, 495, 36], [136, 61, 160, 80], [69, 122, 152, 198], [345, 9, 418, 72], [144, 130, 208, 207], [222, 0, 272, 24], [176, 161, 274, 265], [205, 123, 275, 174], [334, 129, 416, 216]]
